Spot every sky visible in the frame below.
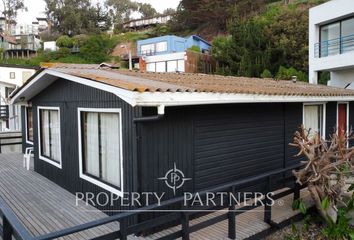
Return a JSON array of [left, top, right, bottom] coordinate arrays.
[[17, 0, 181, 24]]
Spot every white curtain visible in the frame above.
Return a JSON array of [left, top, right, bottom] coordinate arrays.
[[41, 110, 51, 157], [304, 105, 322, 138], [177, 60, 185, 72], [85, 112, 100, 177], [100, 113, 121, 187], [167, 61, 178, 72], [50, 110, 60, 162], [146, 63, 156, 72], [156, 62, 166, 72]]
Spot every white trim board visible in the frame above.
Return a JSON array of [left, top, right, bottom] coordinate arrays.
[[77, 108, 124, 197], [11, 68, 354, 107], [37, 106, 62, 169], [24, 106, 34, 145]]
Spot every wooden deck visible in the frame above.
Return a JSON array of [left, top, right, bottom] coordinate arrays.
[[0, 153, 119, 239], [0, 153, 312, 240]]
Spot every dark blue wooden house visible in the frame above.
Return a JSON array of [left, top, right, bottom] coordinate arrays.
[[10, 63, 354, 213]]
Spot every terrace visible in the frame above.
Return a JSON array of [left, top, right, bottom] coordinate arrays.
[[0, 151, 313, 240]]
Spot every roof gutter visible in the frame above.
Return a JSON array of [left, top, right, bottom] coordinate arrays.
[[133, 105, 165, 123]]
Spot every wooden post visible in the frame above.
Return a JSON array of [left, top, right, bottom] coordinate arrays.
[[181, 202, 190, 240], [264, 176, 272, 224], [293, 180, 301, 202], [228, 186, 236, 240], [119, 219, 127, 240], [3, 215, 13, 240]]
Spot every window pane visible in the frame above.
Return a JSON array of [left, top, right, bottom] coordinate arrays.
[[27, 108, 33, 141], [304, 105, 323, 138], [320, 23, 340, 57], [177, 60, 185, 72], [156, 62, 166, 72], [83, 112, 100, 177], [167, 61, 177, 72], [141, 44, 155, 55], [40, 110, 51, 157], [156, 41, 167, 52], [50, 110, 60, 161], [146, 63, 155, 72], [100, 113, 121, 187], [341, 18, 354, 53]]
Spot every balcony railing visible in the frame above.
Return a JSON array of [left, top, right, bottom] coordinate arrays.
[[315, 34, 354, 58], [0, 105, 9, 119]]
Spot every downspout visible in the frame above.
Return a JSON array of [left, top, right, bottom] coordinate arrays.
[[134, 104, 165, 226], [133, 105, 165, 123]]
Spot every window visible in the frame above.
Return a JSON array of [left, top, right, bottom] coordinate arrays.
[[78, 109, 123, 195], [9, 72, 15, 79], [341, 18, 354, 53], [303, 104, 325, 139], [156, 62, 166, 72], [38, 107, 61, 168], [146, 63, 156, 72], [319, 16, 354, 57], [26, 107, 33, 143], [141, 43, 155, 55], [156, 41, 167, 52]]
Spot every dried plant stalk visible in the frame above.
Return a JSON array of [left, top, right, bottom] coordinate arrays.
[[291, 125, 354, 222]]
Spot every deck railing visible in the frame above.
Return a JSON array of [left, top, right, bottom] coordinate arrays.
[[0, 135, 22, 153], [0, 163, 305, 240], [0, 105, 9, 119], [314, 34, 354, 58]]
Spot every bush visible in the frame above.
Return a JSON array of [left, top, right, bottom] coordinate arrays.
[[275, 66, 307, 81], [56, 35, 74, 48], [79, 35, 115, 63], [188, 45, 201, 53], [261, 69, 272, 78]]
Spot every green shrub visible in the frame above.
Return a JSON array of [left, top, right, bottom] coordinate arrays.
[[56, 35, 74, 48], [261, 69, 272, 78], [188, 45, 201, 53]]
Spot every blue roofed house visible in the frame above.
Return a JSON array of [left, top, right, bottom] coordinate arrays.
[[137, 35, 212, 73]]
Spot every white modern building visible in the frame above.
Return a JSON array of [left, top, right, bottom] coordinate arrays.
[[0, 64, 38, 132], [309, 0, 354, 88]]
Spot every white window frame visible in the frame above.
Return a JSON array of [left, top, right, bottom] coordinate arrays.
[[302, 103, 327, 139], [25, 106, 33, 145], [77, 108, 124, 197], [336, 102, 350, 137], [37, 106, 62, 169]]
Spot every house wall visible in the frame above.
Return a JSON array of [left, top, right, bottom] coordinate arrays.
[[28, 79, 139, 212], [139, 102, 348, 197]]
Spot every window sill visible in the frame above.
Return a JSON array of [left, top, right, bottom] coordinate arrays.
[[39, 155, 62, 169], [79, 173, 123, 197]]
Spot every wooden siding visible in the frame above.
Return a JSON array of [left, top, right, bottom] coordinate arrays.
[[29, 79, 139, 213], [139, 103, 306, 195], [193, 103, 300, 191]]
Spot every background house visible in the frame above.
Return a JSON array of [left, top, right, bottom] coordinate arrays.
[[0, 64, 38, 132], [137, 35, 213, 73], [309, 0, 354, 87]]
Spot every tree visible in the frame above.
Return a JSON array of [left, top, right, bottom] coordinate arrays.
[[0, 0, 26, 33], [106, 0, 138, 26], [44, 0, 110, 35], [138, 3, 157, 18]]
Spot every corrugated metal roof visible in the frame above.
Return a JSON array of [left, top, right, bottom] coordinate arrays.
[[42, 63, 354, 97]]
